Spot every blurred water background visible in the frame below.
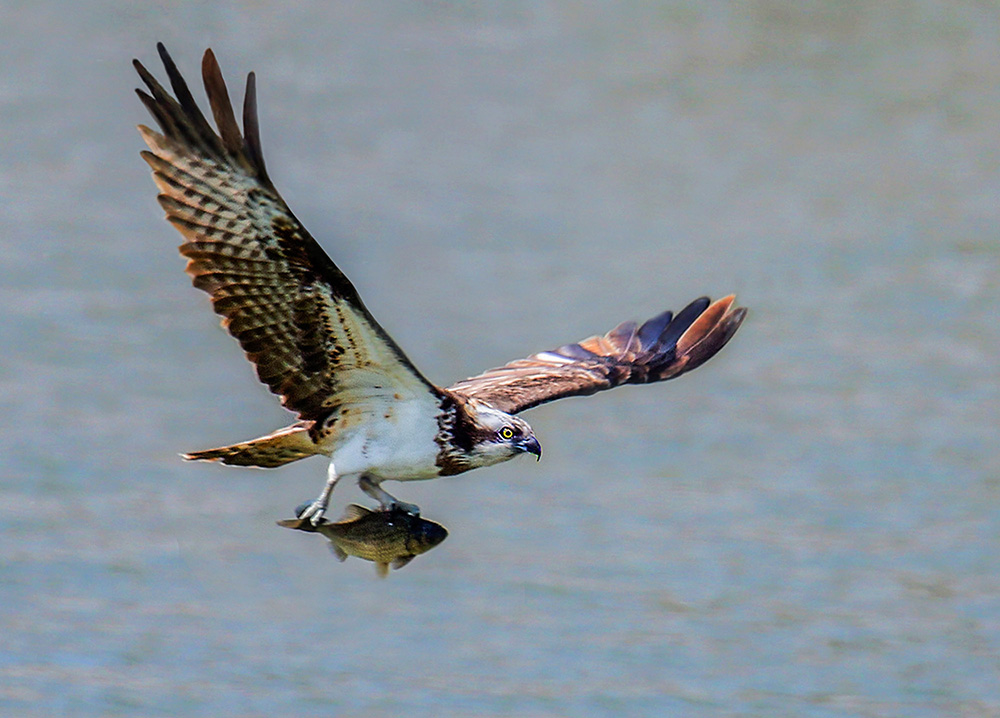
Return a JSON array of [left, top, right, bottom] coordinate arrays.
[[2, 2, 999, 716]]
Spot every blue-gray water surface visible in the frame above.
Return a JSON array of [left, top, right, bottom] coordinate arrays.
[[2, 3, 999, 716]]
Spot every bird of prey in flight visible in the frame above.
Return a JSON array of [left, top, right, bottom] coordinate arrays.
[[134, 44, 747, 524]]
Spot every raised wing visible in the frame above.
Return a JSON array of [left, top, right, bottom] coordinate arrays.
[[134, 44, 440, 421], [448, 296, 746, 414]]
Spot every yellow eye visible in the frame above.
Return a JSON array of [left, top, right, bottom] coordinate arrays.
[[499, 426, 515, 440]]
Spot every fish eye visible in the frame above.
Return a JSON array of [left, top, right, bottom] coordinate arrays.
[[499, 426, 515, 441]]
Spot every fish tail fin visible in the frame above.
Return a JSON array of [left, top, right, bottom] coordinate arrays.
[[183, 422, 319, 468]]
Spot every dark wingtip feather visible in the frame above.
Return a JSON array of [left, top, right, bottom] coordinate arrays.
[[133, 59, 167, 127], [636, 309, 673, 350], [133, 57, 155, 90], [242, 71, 269, 181], [653, 296, 710, 353], [138, 44, 268, 180], [134, 86, 177, 140], [134, 87, 154, 109], [681, 305, 747, 372], [156, 43, 221, 156], [201, 48, 243, 153], [155, 42, 171, 65]]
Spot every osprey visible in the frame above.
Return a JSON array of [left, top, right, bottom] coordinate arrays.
[[134, 44, 747, 524]]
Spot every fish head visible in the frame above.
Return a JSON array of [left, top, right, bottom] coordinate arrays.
[[405, 515, 449, 555]]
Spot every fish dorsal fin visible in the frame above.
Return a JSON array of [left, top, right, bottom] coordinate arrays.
[[337, 504, 372, 522], [391, 556, 415, 570]]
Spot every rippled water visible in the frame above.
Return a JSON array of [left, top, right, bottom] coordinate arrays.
[[2, 3, 999, 716]]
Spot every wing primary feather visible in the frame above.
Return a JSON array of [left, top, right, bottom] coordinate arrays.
[[674, 295, 734, 357], [636, 310, 673, 350], [134, 88, 178, 140], [651, 297, 710, 354], [678, 304, 747, 373], [201, 49, 244, 154], [156, 42, 224, 159], [242, 71, 270, 182], [134, 60, 207, 158]]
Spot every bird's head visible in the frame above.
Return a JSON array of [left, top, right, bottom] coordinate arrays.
[[463, 400, 541, 466]]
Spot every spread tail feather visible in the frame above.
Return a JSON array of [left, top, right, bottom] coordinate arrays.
[[184, 422, 319, 468]]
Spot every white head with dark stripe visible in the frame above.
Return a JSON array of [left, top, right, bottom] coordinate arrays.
[[454, 398, 541, 468]]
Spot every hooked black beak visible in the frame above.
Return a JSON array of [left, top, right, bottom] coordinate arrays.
[[521, 435, 542, 461]]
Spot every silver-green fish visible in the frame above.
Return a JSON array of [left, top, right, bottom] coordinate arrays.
[[278, 504, 448, 577]]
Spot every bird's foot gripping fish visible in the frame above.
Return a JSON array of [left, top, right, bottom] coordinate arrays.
[[135, 44, 746, 528], [278, 503, 448, 577]]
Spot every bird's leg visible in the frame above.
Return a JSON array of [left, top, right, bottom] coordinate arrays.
[[358, 475, 420, 516], [297, 461, 341, 526]]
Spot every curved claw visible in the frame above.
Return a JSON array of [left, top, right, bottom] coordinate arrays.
[[296, 499, 328, 526], [385, 499, 421, 517], [358, 475, 420, 516]]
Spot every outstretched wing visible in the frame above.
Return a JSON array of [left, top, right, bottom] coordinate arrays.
[[135, 44, 440, 422], [448, 296, 746, 415]]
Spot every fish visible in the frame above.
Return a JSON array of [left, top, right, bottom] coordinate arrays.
[[278, 503, 448, 577]]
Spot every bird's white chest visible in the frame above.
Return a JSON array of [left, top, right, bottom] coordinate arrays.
[[325, 398, 442, 481]]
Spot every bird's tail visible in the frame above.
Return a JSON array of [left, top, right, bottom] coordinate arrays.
[[183, 422, 320, 468]]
